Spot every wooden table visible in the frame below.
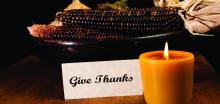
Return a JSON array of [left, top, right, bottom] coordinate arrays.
[[0, 53, 220, 104]]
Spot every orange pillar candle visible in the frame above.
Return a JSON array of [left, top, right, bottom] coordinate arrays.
[[139, 42, 194, 104]]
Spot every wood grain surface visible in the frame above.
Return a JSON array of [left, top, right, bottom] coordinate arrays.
[[0, 53, 219, 104]]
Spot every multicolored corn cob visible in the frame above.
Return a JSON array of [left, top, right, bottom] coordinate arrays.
[[55, 7, 184, 34], [28, 7, 184, 40], [28, 25, 130, 40]]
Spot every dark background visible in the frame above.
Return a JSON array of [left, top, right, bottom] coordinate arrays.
[[1, 0, 71, 69], [1, 0, 219, 71]]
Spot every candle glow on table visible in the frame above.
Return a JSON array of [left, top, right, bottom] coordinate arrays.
[[139, 42, 194, 104]]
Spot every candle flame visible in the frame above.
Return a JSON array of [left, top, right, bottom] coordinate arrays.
[[164, 41, 169, 60]]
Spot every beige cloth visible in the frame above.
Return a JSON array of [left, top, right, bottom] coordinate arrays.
[[178, 0, 220, 36]]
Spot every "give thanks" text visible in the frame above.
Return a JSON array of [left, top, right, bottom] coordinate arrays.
[[69, 74, 133, 87]]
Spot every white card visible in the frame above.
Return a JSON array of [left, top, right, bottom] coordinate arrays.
[[61, 59, 143, 99]]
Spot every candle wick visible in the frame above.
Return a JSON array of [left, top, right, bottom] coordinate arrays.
[[163, 55, 169, 60]]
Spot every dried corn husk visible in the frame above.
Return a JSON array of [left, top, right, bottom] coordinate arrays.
[[64, 0, 90, 10], [154, 0, 220, 36], [153, 0, 180, 7], [179, 0, 220, 36]]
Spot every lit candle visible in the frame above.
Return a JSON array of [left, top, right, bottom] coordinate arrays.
[[139, 42, 194, 104]]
